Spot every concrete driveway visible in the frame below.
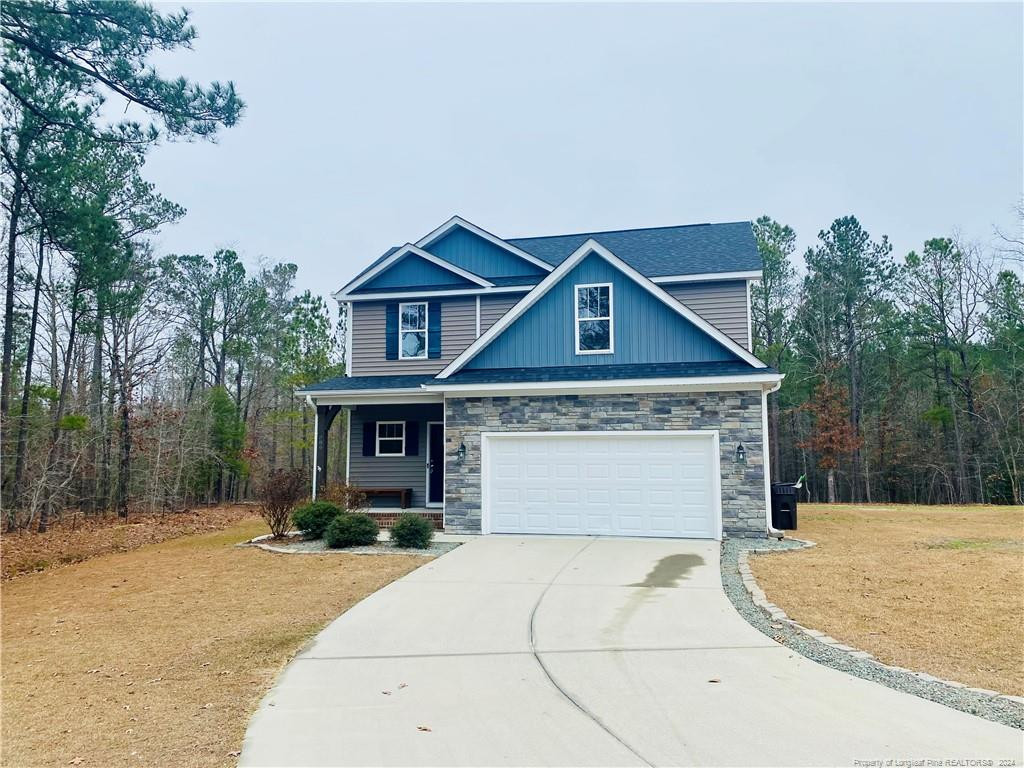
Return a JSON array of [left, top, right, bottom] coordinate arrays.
[[240, 536, 1022, 767]]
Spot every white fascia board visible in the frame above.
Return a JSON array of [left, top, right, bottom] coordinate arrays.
[[416, 216, 554, 274], [299, 389, 443, 406], [426, 372, 783, 397], [650, 270, 762, 284], [333, 243, 494, 298], [436, 239, 768, 379], [335, 285, 534, 303]]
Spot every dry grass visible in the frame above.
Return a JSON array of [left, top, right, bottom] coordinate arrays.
[[751, 504, 1024, 695], [2, 505, 261, 580], [1, 517, 428, 768]]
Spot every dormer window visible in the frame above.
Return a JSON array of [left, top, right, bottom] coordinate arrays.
[[575, 283, 613, 354], [399, 302, 428, 359]]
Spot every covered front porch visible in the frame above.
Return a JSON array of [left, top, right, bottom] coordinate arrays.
[[308, 377, 447, 523]]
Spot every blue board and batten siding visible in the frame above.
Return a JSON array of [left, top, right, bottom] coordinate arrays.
[[464, 254, 740, 370], [347, 403, 443, 507], [427, 228, 548, 279], [359, 254, 475, 292]]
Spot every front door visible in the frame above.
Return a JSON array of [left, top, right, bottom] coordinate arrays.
[[427, 422, 444, 507]]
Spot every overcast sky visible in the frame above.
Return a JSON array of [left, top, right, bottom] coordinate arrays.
[[144, 2, 1023, 300]]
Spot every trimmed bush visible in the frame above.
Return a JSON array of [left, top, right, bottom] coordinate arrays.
[[324, 513, 380, 548], [390, 513, 434, 549], [292, 501, 342, 539]]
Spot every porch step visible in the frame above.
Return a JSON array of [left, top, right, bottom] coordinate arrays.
[[366, 510, 444, 531]]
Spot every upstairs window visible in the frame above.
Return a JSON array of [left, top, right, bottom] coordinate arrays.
[[575, 283, 613, 354], [399, 302, 427, 359], [376, 421, 405, 456]]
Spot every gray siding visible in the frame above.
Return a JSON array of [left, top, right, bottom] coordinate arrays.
[[480, 293, 523, 332], [351, 297, 476, 376], [347, 282, 746, 377], [347, 403, 443, 507], [664, 280, 749, 350]]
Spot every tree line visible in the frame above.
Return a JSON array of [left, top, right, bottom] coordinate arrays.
[[1, 1, 345, 531], [752, 213, 1023, 506]]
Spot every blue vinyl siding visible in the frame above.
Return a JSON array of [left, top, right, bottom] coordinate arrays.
[[427, 227, 548, 279], [360, 254, 475, 291], [465, 253, 739, 370]]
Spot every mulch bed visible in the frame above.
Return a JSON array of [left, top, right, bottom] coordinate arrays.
[[1, 504, 262, 580]]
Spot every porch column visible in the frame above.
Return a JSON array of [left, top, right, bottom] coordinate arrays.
[[314, 404, 342, 498]]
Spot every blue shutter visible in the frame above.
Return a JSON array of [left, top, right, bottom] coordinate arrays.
[[405, 421, 419, 456], [385, 303, 398, 360], [362, 422, 376, 456], [428, 302, 441, 359]]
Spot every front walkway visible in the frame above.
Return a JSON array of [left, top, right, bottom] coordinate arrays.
[[240, 536, 1022, 767]]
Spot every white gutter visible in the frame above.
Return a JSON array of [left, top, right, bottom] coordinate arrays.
[[424, 373, 783, 395]]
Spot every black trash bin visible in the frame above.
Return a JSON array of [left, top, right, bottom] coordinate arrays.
[[770, 483, 798, 530]]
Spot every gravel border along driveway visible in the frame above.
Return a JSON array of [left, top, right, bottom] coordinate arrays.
[[720, 538, 1024, 731]]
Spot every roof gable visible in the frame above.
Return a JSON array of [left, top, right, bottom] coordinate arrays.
[[438, 240, 767, 378], [359, 252, 479, 292], [463, 252, 740, 370], [417, 216, 551, 278], [338, 244, 492, 295]]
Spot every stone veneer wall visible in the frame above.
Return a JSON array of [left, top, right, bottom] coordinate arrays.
[[443, 391, 767, 537]]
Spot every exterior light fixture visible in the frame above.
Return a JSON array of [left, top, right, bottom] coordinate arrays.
[[456, 442, 467, 464], [735, 443, 746, 464]]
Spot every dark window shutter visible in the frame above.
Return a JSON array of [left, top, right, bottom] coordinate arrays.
[[428, 302, 441, 359], [362, 421, 376, 456], [385, 303, 398, 360], [405, 421, 420, 456]]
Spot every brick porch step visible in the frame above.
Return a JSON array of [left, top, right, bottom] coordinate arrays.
[[366, 510, 444, 531]]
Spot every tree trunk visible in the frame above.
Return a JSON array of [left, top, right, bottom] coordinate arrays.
[[39, 275, 82, 533], [2, 172, 24, 423], [826, 468, 837, 504], [9, 230, 44, 527], [117, 388, 131, 519]]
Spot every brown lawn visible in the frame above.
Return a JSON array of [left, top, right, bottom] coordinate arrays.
[[1, 517, 428, 768], [2, 505, 261, 580], [751, 503, 1024, 695]]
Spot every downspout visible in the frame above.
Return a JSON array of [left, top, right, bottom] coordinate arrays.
[[307, 395, 318, 500], [762, 380, 784, 539]]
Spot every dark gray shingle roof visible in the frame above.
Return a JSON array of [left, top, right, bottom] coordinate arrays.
[[508, 221, 760, 277], [429, 360, 767, 386]]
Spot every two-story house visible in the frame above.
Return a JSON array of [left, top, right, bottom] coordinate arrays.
[[297, 216, 783, 539]]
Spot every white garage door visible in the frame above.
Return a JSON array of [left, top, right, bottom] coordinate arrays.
[[483, 431, 720, 539]]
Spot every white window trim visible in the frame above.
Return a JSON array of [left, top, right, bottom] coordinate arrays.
[[398, 301, 428, 360], [376, 420, 406, 456], [574, 283, 614, 355]]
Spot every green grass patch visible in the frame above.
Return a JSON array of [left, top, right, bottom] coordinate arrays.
[[925, 538, 1021, 551]]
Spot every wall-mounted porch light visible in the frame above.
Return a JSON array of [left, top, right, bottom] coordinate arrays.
[[456, 442, 467, 464], [735, 443, 746, 464]]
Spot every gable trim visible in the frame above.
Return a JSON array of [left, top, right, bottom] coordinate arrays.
[[416, 216, 554, 274], [435, 239, 767, 379], [650, 270, 762, 284], [336, 285, 534, 302], [336, 244, 494, 296]]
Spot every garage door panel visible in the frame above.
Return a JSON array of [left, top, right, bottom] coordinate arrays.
[[485, 433, 719, 539]]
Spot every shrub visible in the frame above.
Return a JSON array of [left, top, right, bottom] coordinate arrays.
[[321, 482, 368, 511], [259, 469, 307, 538], [390, 513, 434, 549], [292, 501, 342, 539], [324, 513, 379, 548]]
